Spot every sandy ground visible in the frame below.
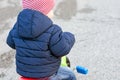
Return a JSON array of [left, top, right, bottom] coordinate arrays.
[[0, 0, 120, 80]]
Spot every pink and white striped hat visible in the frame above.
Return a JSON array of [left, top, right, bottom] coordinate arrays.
[[22, 0, 55, 15]]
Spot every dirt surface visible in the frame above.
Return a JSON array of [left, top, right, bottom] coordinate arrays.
[[0, 0, 120, 80]]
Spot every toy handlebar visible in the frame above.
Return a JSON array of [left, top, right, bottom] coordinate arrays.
[[76, 66, 88, 74]]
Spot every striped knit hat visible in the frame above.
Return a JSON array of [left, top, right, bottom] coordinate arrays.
[[22, 0, 55, 15]]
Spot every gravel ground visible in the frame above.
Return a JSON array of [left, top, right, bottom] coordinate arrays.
[[0, 0, 120, 80]]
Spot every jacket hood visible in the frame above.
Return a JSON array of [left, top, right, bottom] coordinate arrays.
[[17, 9, 53, 38]]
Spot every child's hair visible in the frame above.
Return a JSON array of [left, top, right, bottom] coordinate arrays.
[[22, 0, 55, 15]]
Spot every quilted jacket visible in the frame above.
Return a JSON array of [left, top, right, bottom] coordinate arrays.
[[6, 9, 75, 78]]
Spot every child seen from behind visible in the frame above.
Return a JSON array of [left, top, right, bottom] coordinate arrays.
[[6, 0, 76, 80]]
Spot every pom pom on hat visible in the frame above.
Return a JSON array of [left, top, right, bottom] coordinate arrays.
[[22, 0, 55, 15]]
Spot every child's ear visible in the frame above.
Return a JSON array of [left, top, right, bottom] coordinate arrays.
[[47, 10, 54, 18]]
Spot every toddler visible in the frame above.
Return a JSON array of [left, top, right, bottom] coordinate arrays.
[[6, 0, 76, 80]]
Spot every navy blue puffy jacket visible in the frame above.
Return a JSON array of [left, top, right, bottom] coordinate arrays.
[[6, 9, 75, 78]]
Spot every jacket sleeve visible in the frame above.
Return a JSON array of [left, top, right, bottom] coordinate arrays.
[[6, 30, 15, 49], [49, 25, 75, 57]]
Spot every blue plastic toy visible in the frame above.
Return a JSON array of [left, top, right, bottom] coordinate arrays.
[[76, 66, 88, 74]]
